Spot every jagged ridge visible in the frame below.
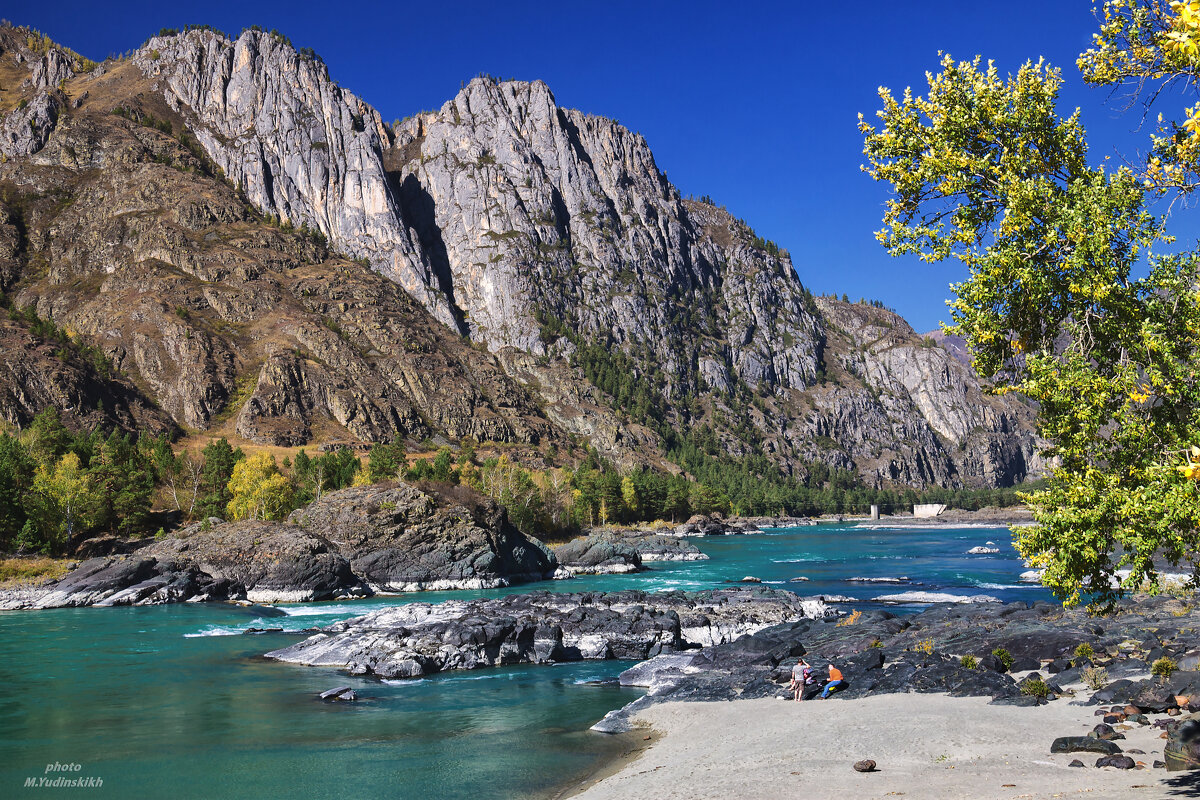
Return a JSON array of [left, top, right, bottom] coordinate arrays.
[[0, 24, 1044, 488]]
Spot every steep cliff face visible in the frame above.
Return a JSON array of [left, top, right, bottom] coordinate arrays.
[[389, 81, 822, 398], [0, 40, 566, 449], [0, 23, 1044, 488], [805, 299, 1043, 486], [128, 30, 457, 330], [128, 29, 824, 401]]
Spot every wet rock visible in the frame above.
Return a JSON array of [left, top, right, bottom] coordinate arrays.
[[552, 534, 641, 575], [0, 555, 238, 609], [267, 588, 827, 679]]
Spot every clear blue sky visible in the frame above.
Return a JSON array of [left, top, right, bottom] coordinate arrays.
[[16, 2, 1194, 333]]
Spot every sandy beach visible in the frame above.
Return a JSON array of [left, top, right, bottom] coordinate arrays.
[[572, 694, 1177, 800]]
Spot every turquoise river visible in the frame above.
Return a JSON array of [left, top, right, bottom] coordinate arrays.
[[0, 523, 1052, 799]]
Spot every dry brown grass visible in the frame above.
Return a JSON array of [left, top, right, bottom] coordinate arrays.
[[0, 556, 72, 587]]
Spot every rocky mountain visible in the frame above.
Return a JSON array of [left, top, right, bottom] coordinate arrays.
[[0, 23, 1044, 489]]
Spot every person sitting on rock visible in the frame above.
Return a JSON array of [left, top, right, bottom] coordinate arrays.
[[820, 664, 845, 699], [789, 659, 813, 702]]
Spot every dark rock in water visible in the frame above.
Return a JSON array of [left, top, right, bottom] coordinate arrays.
[[1051, 737, 1123, 755], [592, 531, 708, 563], [852, 759, 877, 773], [149, 522, 368, 603], [741, 576, 762, 583], [1095, 755, 1136, 769], [0, 555, 240, 609], [267, 588, 830, 679], [1068, 759, 1085, 768], [552, 533, 642, 575]]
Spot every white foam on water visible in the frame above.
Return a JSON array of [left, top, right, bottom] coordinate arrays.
[[974, 582, 1028, 590], [183, 625, 246, 638], [847, 576, 910, 583], [277, 603, 372, 617], [382, 679, 427, 686], [436, 672, 511, 683], [643, 578, 711, 592]]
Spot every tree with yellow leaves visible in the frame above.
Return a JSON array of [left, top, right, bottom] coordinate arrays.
[[28, 452, 100, 552], [861, 5, 1200, 608], [226, 452, 294, 522], [1079, 0, 1200, 194]]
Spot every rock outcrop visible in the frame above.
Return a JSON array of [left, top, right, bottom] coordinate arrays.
[[289, 482, 557, 591], [265, 588, 832, 678], [0, 481, 558, 609], [553, 534, 643, 575], [593, 594, 1199, 732]]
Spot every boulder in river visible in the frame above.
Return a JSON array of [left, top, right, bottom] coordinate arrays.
[[266, 588, 831, 679], [552, 533, 642, 575]]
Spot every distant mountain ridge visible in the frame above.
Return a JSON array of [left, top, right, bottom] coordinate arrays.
[[0, 24, 1044, 489]]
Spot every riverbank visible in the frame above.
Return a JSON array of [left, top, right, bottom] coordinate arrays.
[[853, 505, 1035, 529], [570, 693, 1170, 800]]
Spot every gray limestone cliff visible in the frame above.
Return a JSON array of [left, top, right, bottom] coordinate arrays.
[[0, 23, 1044, 489]]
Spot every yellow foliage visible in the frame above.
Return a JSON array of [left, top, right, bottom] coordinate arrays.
[[227, 453, 294, 521], [836, 609, 863, 627]]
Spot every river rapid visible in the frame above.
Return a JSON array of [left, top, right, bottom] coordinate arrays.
[[0, 523, 1050, 799]]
